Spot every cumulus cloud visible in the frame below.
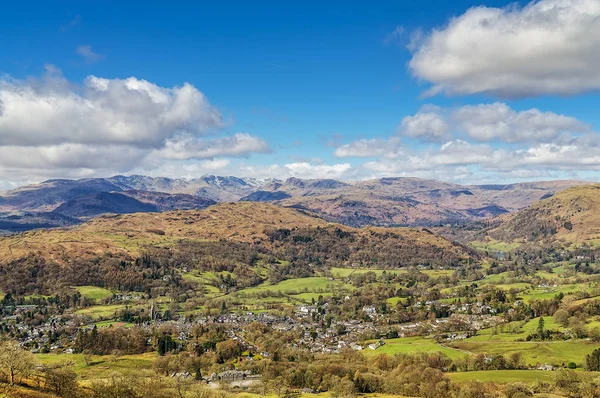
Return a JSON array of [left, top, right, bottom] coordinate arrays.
[[360, 134, 600, 183], [399, 110, 449, 142], [156, 133, 271, 160], [409, 0, 600, 98], [334, 137, 403, 158], [0, 68, 271, 186], [0, 70, 222, 147], [453, 103, 590, 142], [334, 103, 589, 161]]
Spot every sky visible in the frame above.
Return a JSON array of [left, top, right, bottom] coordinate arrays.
[[1, 0, 600, 190]]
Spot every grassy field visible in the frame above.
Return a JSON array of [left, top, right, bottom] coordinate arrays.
[[36, 352, 156, 383], [75, 304, 128, 319], [73, 285, 113, 301], [181, 270, 222, 294], [451, 339, 600, 367], [448, 369, 556, 384], [331, 267, 455, 279], [364, 336, 466, 359], [236, 277, 353, 295], [471, 239, 521, 252]]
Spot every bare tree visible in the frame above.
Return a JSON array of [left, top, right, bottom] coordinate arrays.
[[0, 340, 38, 385]]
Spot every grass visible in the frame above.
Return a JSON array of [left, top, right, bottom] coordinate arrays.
[[36, 352, 156, 382], [520, 284, 589, 302], [451, 339, 600, 367], [331, 267, 454, 279], [471, 239, 521, 253], [73, 286, 113, 301], [75, 304, 127, 319], [363, 336, 466, 359], [181, 271, 221, 294], [236, 277, 353, 295], [448, 370, 556, 384]]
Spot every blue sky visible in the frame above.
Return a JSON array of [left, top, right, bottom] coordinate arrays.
[[1, 0, 599, 189]]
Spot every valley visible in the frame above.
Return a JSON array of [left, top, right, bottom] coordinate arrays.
[[2, 185, 600, 397]]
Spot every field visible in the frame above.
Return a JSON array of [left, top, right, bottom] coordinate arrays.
[[448, 369, 556, 384], [331, 267, 455, 279], [73, 285, 113, 301], [75, 304, 128, 319], [364, 336, 466, 359], [451, 338, 600, 367], [36, 352, 156, 384]]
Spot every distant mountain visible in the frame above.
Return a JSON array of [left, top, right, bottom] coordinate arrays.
[[107, 175, 272, 202], [0, 175, 592, 232], [52, 192, 159, 218], [0, 175, 272, 214], [0, 212, 81, 234], [488, 184, 600, 244], [243, 177, 591, 227], [0, 178, 124, 212], [120, 190, 217, 212]]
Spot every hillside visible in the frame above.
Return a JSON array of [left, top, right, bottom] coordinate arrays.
[[52, 191, 216, 218], [0, 202, 475, 272], [0, 175, 268, 213], [0, 175, 591, 232], [52, 192, 159, 218], [244, 177, 591, 227], [489, 184, 600, 244]]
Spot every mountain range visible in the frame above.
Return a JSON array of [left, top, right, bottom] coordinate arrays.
[[0, 174, 593, 233]]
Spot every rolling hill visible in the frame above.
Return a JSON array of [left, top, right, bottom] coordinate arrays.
[[0, 202, 475, 268], [488, 184, 600, 244], [241, 177, 591, 227], [0, 175, 592, 232]]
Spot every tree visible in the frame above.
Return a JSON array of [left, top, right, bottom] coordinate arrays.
[[586, 348, 600, 371], [44, 366, 79, 398], [553, 309, 569, 327], [0, 340, 38, 385], [329, 376, 355, 398], [537, 317, 545, 340], [268, 376, 288, 398]]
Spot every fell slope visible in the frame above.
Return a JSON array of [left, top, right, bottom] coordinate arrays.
[[53, 192, 159, 218], [489, 184, 600, 244], [0, 202, 474, 266], [244, 177, 590, 226]]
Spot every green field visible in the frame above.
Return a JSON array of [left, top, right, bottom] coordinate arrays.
[[181, 271, 222, 294], [451, 339, 600, 367], [331, 267, 454, 279], [36, 352, 156, 383], [236, 277, 353, 295], [364, 336, 466, 359], [471, 240, 521, 252], [448, 369, 556, 384], [73, 285, 113, 301], [75, 304, 128, 319]]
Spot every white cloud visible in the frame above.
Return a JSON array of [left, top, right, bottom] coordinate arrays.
[[334, 103, 589, 161], [0, 68, 222, 147], [452, 103, 589, 143], [76, 45, 104, 63], [399, 110, 449, 141], [360, 134, 600, 183], [0, 68, 271, 186], [334, 137, 403, 158], [409, 0, 600, 98], [156, 133, 270, 160]]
